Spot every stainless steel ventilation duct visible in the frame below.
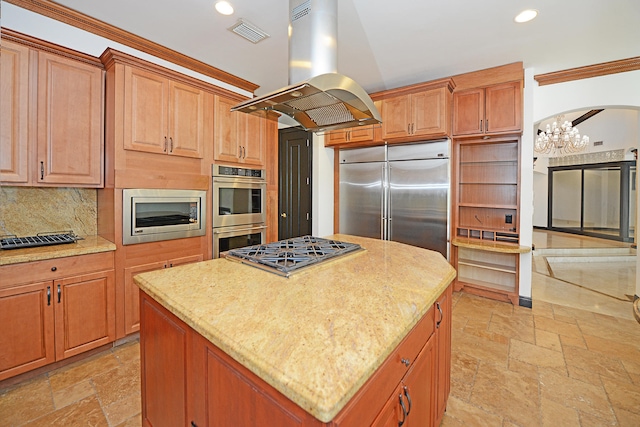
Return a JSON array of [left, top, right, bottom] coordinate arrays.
[[231, 0, 381, 132]]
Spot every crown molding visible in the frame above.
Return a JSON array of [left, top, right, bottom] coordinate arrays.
[[5, 0, 260, 93], [534, 57, 640, 86]]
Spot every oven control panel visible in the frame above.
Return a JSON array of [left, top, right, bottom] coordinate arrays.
[[213, 164, 265, 179]]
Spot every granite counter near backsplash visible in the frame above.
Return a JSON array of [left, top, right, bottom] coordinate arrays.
[[0, 187, 97, 237]]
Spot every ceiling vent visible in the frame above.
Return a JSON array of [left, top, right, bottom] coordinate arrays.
[[228, 19, 270, 44]]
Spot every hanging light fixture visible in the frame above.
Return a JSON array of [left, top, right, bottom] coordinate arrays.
[[535, 115, 590, 155]]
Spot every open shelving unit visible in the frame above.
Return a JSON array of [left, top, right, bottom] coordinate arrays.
[[452, 136, 530, 305]]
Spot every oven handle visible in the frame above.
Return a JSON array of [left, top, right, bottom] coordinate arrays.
[[212, 176, 266, 185], [213, 225, 267, 234]]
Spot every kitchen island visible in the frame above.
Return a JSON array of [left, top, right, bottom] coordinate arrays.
[[134, 234, 456, 426]]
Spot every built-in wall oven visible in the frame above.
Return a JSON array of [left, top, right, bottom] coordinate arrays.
[[212, 164, 266, 257], [122, 188, 206, 245]]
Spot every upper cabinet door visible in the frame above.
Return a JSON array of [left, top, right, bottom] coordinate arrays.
[[37, 51, 104, 186], [168, 81, 206, 159], [411, 87, 448, 137], [452, 88, 484, 136], [381, 95, 411, 140], [0, 41, 30, 184], [213, 96, 241, 163], [484, 81, 522, 134], [123, 66, 169, 155], [239, 113, 265, 166]]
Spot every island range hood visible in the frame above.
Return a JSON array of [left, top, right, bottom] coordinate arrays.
[[231, 0, 381, 132]]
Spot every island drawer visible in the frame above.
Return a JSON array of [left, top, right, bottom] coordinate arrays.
[[0, 252, 114, 288], [333, 305, 435, 426]]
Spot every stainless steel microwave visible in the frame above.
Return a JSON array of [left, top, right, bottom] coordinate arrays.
[[122, 189, 206, 245]]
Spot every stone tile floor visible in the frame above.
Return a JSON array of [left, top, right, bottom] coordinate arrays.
[[2, 290, 639, 426], [1, 230, 638, 426]]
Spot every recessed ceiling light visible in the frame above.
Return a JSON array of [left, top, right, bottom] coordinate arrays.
[[215, 1, 234, 16], [514, 9, 538, 23]]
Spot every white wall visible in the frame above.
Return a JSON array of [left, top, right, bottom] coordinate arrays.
[[1, 3, 252, 97], [312, 135, 335, 237], [524, 68, 640, 299]]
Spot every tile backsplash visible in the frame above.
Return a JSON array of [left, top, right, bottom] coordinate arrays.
[[0, 187, 97, 237]]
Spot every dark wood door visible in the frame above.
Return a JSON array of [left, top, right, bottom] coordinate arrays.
[[278, 128, 312, 240]]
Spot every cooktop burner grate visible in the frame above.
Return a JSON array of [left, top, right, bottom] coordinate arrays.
[[0, 231, 82, 250], [226, 236, 362, 276]]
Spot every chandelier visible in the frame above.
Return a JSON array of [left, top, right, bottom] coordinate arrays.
[[534, 115, 590, 155]]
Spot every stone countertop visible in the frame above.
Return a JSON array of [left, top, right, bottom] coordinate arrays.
[[134, 234, 456, 423], [0, 235, 116, 266]]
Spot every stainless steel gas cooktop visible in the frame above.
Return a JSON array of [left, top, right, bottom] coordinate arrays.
[[225, 236, 363, 277]]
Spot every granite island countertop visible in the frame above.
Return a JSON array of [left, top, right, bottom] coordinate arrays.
[[134, 234, 456, 422], [0, 235, 116, 266]]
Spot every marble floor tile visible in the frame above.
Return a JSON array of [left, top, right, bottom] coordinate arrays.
[[440, 395, 503, 427], [509, 339, 566, 369], [48, 351, 121, 392], [563, 345, 631, 382], [540, 396, 581, 427]]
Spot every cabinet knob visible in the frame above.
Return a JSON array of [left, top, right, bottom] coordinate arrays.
[[51, 266, 57, 272], [400, 357, 410, 367]]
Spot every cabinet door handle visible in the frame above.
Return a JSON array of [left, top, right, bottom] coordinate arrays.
[[436, 301, 443, 328], [486, 119, 489, 132], [400, 357, 410, 367], [411, 123, 414, 134], [57, 284, 61, 303], [398, 392, 408, 426], [243, 146, 246, 159], [403, 386, 412, 416], [191, 422, 198, 427], [40, 161, 44, 180], [163, 137, 168, 152], [480, 120, 483, 132], [169, 137, 173, 153], [47, 286, 51, 306]]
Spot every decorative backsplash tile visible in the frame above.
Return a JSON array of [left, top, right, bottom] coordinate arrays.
[[0, 187, 97, 237]]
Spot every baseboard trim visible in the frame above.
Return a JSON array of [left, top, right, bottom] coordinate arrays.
[[519, 296, 533, 308]]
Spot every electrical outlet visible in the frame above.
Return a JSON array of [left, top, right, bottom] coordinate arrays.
[[505, 214, 513, 224]]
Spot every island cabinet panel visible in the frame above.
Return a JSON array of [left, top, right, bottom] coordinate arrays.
[[0, 252, 115, 381], [139, 284, 452, 427], [140, 295, 190, 427], [452, 81, 521, 137], [434, 285, 452, 425]]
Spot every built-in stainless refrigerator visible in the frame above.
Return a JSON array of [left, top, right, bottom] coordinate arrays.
[[339, 140, 450, 258]]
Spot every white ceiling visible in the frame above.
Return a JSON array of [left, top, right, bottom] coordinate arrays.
[[23, 0, 640, 96]]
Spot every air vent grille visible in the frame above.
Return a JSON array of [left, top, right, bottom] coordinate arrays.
[[292, 0, 311, 22], [228, 19, 270, 44]]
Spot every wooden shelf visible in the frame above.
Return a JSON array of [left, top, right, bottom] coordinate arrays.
[[458, 259, 516, 274]]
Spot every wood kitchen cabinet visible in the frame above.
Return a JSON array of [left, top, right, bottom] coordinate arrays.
[[123, 65, 208, 159], [0, 39, 29, 184], [123, 254, 203, 335], [380, 82, 453, 142], [451, 136, 529, 304], [137, 286, 451, 427], [0, 252, 116, 381], [0, 30, 105, 187], [452, 81, 522, 136], [214, 95, 266, 166]]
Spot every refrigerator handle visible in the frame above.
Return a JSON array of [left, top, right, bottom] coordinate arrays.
[[387, 165, 392, 241], [381, 164, 386, 240]]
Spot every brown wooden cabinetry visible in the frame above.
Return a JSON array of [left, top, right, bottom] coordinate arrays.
[[123, 65, 207, 159], [452, 81, 521, 136], [452, 136, 528, 304], [123, 254, 202, 335], [214, 95, 266, 166], [0, 31, 105, 187], [380, 82, 453, 142], [0, 252, 116, 381], [139, 285, 452, 427], [326, 126, 375, 145]]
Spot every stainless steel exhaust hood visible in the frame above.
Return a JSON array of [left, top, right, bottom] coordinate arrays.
[[231, 0, 381, 132]]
